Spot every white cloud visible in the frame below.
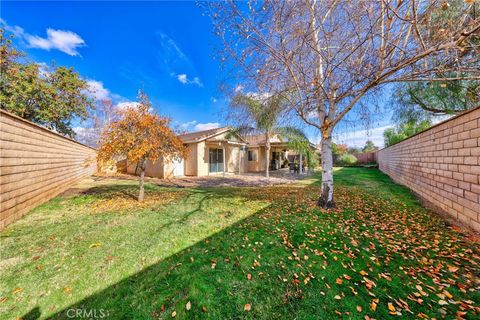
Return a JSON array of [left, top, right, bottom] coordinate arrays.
[[0, 19, 25, 37], [180, 120, 197, 129], [194, 122, 220, 131], [333, 125, 393, 148], [86, 80, 110, 100], [176, 73, 203, 87], [114, 101, 154, 114], [35, 62, 50, 77], [192, 77, 202, 87], [1, 19, 85, 56], [158, 32, 188, 62], [115, 101, 142, 111], [25, 28, 85, 56], [177, 74, 188, 84], [234, 85, 244, 93]]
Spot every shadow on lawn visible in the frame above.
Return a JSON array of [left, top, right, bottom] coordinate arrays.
[[26, 196, 292, 320]]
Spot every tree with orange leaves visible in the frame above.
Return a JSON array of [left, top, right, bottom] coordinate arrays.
[[98, 91, 185, 201]]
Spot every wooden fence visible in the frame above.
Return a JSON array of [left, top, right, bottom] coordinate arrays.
[[0, 109, 97, 230], [354, 152, 377, 164]]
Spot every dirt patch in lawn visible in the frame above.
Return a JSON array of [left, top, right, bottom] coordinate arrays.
[[86, 190, 187, 214]]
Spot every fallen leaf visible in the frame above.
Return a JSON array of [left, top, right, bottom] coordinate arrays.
[[356, 305, 362, 312], [12, 288, 23, 294], [89, 242, 101, 248], [244, 303, 251, 311], [448, 265, 459, 272], [370, 299, 378, 311], [438, 300, 448, 305], [186, 301, 191, 311], [334, 295, 342, 300], [171, 311, 176, 318], [388, 303, 396, 312], [247, 274, 252, 280]]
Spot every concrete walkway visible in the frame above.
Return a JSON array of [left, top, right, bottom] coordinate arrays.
[[97, 168, 313, 188]]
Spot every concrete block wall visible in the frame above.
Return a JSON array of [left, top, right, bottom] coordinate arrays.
[[378, 107, 480, 231], [0, 110, 97, 230]]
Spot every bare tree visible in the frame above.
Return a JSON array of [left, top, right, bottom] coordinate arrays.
[[76, 99, 117, 148], [207, 0, 479, 208]]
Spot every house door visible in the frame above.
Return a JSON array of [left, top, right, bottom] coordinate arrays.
[[209, 148, 224, 173], [173, 158, 184, 177]]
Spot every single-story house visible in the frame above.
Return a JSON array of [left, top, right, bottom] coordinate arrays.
[[126, 127, 318, 178], [243, 134, 300, 172]]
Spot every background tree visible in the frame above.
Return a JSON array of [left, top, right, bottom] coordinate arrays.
[[230, 93, 286, 178], [362, 140, 379, 153], [391, 0, 479, 120], [76, 99, 118, 148], [0, 29, 93, 137], [383, 119, 432, 147], [98, 91, 185, 201], [276, 126, 318, 173], [208, 0, 479, 208], [332, 142, 348, 164]]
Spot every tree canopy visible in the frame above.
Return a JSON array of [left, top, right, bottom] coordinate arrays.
[[229, 93, 286, 178], [208, 0, 480, 208], [362, 140, 379, 153], [390, 0, 479, 121], [0, 29, 93, 137], [98, 91, 185, 201], [383, 120, 432, 147]]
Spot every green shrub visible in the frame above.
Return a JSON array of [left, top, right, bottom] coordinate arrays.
[[338, 153, 358, 166]]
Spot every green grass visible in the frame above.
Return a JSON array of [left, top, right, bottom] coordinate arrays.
[[1, 168, 479, 319]]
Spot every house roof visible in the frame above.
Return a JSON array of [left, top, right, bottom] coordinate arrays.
[[178, 126, 249, 144], [243, 134, 285, 147], [178, 127, 230, 143], [244, 133, 320, 151]]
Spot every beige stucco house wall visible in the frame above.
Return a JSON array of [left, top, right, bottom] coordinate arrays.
[[190, 131, 247, 176], [126, 129, 318, 179], [128, 127, 248, 179], [126, 157, 177, 179]]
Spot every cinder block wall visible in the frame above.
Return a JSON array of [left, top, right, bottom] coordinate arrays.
[[378, 107, 480, 231], [0, 110, 97, 230]]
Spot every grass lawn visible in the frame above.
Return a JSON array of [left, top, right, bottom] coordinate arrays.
[[1, 168, 479, 319]]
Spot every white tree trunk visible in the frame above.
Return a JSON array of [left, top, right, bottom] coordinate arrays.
[[319, 136, 334, 208], [299, 153, 303, 174], [138, 158, 146, 202], [265, 132, 270, 179]]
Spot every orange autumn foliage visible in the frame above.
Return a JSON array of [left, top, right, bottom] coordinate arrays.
[[98, 91, 186, 169]]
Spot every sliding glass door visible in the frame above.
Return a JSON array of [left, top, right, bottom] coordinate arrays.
[[209, 148, 224, 173]]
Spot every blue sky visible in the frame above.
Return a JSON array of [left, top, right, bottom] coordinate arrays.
[[1, 1, 393, 147]]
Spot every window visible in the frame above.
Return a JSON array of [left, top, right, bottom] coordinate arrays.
[[248, 150, 257, 162]]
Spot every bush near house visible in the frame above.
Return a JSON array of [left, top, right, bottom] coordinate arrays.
[[337, 153, 358, 166]]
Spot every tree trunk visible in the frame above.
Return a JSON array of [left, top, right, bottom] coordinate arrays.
[[299, 153, 303, 174], [265, 131, 270, 179], [138, 158, 146, 202], [319, 135, 334, 208]]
